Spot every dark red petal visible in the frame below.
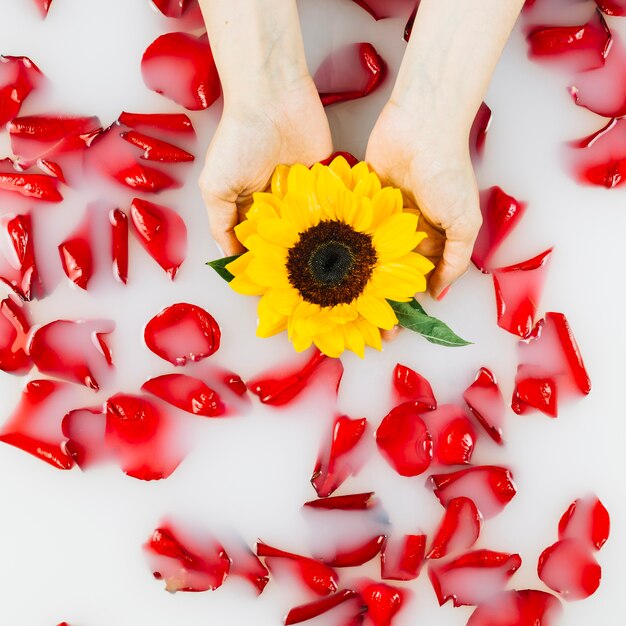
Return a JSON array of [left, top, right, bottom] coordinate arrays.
[[538, 539, 601, 600], [110, 208, 128, 284], [227, 539, 269, 594], [118, 111, 195, 135], [392, 363, 437, 410], [311, 414, 368, 497], [0, 213, 40, 301], [121, 130, 194, 163], [223, 372, 247, 396], [421, 404, 476, 465], [28, 319, 114, 389], [285, 589, 360, 625], [144, 303, 220, 366], [0, 296, 31, 374], [320, 535, 385, 568], [472, 187, 527, 273], [142, 373, 226, 417], [558, 496, 610, 551], [142, 32, 220, 110], [0, 379, 75, 469], [527, 10, 611, 71], [351, 0, 416, 20], [247, 349, 343, 406], [380, 534, 426, 581], [9, 115, 102, 165], [145, 524, 230, 592], [58, 211, 93, 291], [404, 2, 419, 41], [493, 248, 552, 338], [468, 589, 562, 626], [319, 151, 360, 167], [595, 0, 626, 15], [376, 403, 433, 476], [151, 0, 193, 18], [130, 198, 187, 278], [257, 541, 339, 596], [463, 367, 506, 444], [61, 407, 108, 469], [511, 366, 558, 417], [315, 43, 387, 106], [105, 394, 183, 480], [0, 56, 44, 126], [430, 466, 517, 519], [427, 497, 482, 559], [429, 550, 522, 607], [304, 492, 377, 510], [470, 102, 492, 163], [358, 580, 406, 626]]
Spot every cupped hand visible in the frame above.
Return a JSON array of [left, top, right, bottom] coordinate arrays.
[[365, 100, 482, 300], [199, 78, 333, 255]]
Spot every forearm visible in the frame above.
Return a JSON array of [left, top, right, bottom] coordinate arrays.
[[392, 0, 524, 144], [199, 0, 310, 108]]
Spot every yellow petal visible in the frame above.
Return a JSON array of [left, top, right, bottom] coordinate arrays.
[[234, 219, 257, 246], [343, 322, 366, 358], [350, 197, 374, 232], [355, 317, 382, 351], [271, 165, 290, 199], [328, 303, 359, 325], [246, 257, 290, 288], [353, 172, 382, 199], [370, 187, 403, 229], [282, 190, 322, 231], [229, 273, 266, 296], [245, 233, 288, 263], [400, 250, 436, 275], [251, 192, 282, 213], [368, 264, 427, 300], [288, 301, 321, 340], [287, 163, 316, 195], [225, 252, 252, 276], [291, 331, 313, 352], [329, 156, 352, 189], [313, 326, 345, 358], [372, 213, 425, 262], [356, 293, 398, 330], [350, 161, 371, 189], [256, 218, 300, 249], [262, 287, 301, 316]]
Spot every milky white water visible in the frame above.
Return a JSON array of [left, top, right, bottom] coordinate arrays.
[[0, 0, 624, 625]]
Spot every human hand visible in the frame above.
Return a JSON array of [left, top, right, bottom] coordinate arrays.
[[199, 77, 332, 255], [365, 99, 481, 300]]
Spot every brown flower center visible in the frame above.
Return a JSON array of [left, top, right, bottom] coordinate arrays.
[[286, 220, 377, 307]]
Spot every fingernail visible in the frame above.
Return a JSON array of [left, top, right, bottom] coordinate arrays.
[[437, 286, 450, 301]]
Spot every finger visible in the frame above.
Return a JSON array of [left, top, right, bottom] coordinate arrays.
[[199, 181, 246, 256], [381, 326, 402, 342]]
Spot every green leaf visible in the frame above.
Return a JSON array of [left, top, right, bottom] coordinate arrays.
[[206, 254, 242, 283], [388, 299, 472, 347]]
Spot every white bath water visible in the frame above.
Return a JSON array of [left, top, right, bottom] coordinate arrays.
[[0, 1, 624, 625]]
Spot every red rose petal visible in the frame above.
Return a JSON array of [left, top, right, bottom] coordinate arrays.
[[0, 296, 31, 374], [223, 371, 247, 396], [511, 365, 558, 417], [315, 43, 387, 106], [130, 198, 187, 279], [144, 303, 221, 366], [151, 0, 194, 18], [527, 10, 612, 71], [142, 373, 226, 417], [105, 394, 183, 480], [121, 130, 194, 163], [320, 534, 386, 568], [376, 403, 433, 477], [227, 539, 269, 594], [380, 534, 426, 581], [492, 248, 552, 338], [421, 404, 476, 466], [558, 496, 610, 551], [38, 158, 66, 182], [319, 151, 360, 167], [32, 0, 52, 17], [427, 497, 482, 560], [28, 319, 114, 390], [247, 349, 344, 406], [0, 55, 44, 126], [141, 32, 220, 110], [463, 367, 506, 444], [311, 414, 368, 497], [0, 164, 62, 202], [392, 363, 437, 410], [110, 208, 128, 284], [358, 580, 406, 626], [61, 407, 108, 469], [470, 102, 492, 163], [304, 492, 378, 511], [430, 466, 517, 519], [404, 2, 419, 42], [472, 187, 528, 273], [9, 115, 102, 166], [0, 379, 76, 470], [429, 550, 522, 607], [58, 211, 93, 291], [285, 589, 361, 625], [145, 524, 230, 592], [0, 213, 40, 301], [118, 111, 195, 135], [467, 589, 562, 626], [256, 541, 339, 596], [596, 0, 626, 15], [350, 0, 416, 20], [537, 539, 601, 600]]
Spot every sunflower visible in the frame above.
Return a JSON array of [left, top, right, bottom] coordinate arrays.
[[226, 156, 434, 358]]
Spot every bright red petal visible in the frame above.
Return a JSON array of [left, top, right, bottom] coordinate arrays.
[[463, 367, 506, 444], [470, 102, 492, 163], [537, 539, 601, 600], [421, 404, 476, 465], [0, 296, 31, 374], [429, 550, 522, 607], [493, 248, 552, 338], [141, 32, 220, 110], [596, 0, 626, 15], [285, 589, 361, 625], [319, 151, 360, 167], [0, 213, 40, 301], [118, 111, 195, 135], [376, 403, 433, 477], [430, 466, 517, 519], [315, 43, 387, 106], [0, 56, 44, 126], [32, 0, 52, 17], [467, 589, 562, 626], [58, 209, 93, 291], [130, 198, 187, 278], [511, 365, 558, 417], [392, 363, 437, 410], [358, 580, 407, 626], [144, 302, 221, 366], [121, 130, 194, 163], [150, 0, 193, 18], [350, 0, 416, 20], [427, 497, 482, 560], [311, 414, 368, 497], [381, 534, 426, 581], [110, 208, 128, 284], [304, 492, 378, 511], [0, 160, 62, 201], [558, 496, 610, 551], [472, 187, 528, 272]]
